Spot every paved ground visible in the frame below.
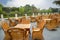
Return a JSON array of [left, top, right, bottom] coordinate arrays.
[[43, 27, 60, 40], [0, 26, 60, 40]]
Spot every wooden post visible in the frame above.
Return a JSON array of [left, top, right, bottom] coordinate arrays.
[[38, 13, 41, 16], [32, 13, 35, 17], [25, 14, 28, 19], [15, 14, 18, 19], [1, 14, 4, 21], [46, 13, 48, 15], [42, 13, 45, 15]]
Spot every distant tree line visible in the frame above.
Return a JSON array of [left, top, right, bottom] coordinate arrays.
[[0, 4, 60, 18]]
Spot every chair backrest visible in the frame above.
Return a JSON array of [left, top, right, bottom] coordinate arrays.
[[35, 16, 42, 22], [30, 16, 36, 22], [8, 19, 16, 27], [57, 18, 60, 26], [32, 19, 46, 40], [7, 28, 25, 40], [37, 20, 46, 30], [46, 19, 57, 30], [42, 15, 49, 19], [2, 21, 10, 31], [49, 19, 57, 28], [21, 17, 30, 24], [18, 18, 22, 23], [14, 18, 22, 24]]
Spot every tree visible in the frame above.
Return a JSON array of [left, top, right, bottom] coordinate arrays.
[[19, 6, 25, 16], [40, 8, 53, 13], [24, 5, 32, 13], [24, 4, 33, 15], [53, 0, 60, 5], [46, 8, 52, 13], [11, 7, 19, 11], [0, 4, 3, 14], [31, 5, 39, 13]]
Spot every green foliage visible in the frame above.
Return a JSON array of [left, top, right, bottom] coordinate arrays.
[[0, 4, 3, 14], [0, 11, 8, 18], [53, 0, 60, 5], [0, 3, 59, 17], [40, 8, 53, 13], [24, 5, 32, 14], [19, 6, 25, 15], [31, 5, 39, 13], [9, 11, 16, 17], [0, 7, 2, 12]]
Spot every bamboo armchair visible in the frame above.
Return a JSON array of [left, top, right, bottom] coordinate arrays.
[[2, 21, 11, 40], [32, 20, 46, 40], [7, 28, 25, 40], [8, 18, 16, 27], [21, 17, 30, 24], [35, 16, 42, 22], [14, 18, 22, 24], [41, 15, 49, 19], [46, 14, 60, 30], [30, 16, 36, 22], [46, 19, 57, 30], [57, 18, 60, 27], [20, 17, 30, 40], [55, 14, 60, 27]]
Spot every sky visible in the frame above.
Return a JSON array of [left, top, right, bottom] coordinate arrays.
[[0, 0, 60, 9]]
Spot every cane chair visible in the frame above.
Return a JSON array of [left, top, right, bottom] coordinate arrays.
[[7, 28, 25, 40], [48, 14, 57, 19], [8, 18, 16, 27], [20, 17, 30, 40], [30, 16, 36, 22], [55, 14, 60, 27], [57, 18, 60, 27], [35, 16, 42, 22], [2, 21, 11, 40], [46, 19, 57, 30], [46, 14, 59, 30], [42, 15, 49, 19], [32, 20, 46, 40], [21, 16, 30, 24], [14, 18, 22, 24], [37, 20, 46, 30]]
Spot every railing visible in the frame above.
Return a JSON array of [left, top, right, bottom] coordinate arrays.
[[0, 13, 60, 21]]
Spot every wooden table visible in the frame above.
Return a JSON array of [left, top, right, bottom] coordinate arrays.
[[43, 19, 52, 21], [14, 24, 31, 33], [15, 24, 31, 38], [14, 24, 30, 29]]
